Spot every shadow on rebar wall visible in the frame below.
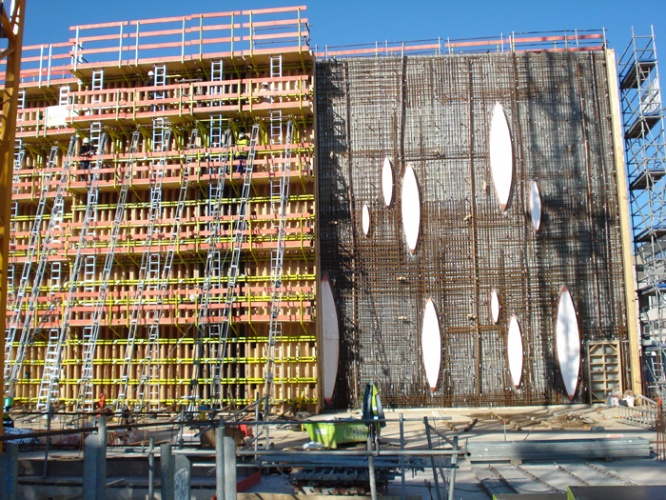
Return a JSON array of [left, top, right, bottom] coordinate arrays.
[[316, 61, 358, 409]]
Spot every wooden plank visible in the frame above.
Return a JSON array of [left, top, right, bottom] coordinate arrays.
[[69, 20, 128, 31], [244, 31, 308, 42], [240, 6, 307, 15], [242, 18, 309, 29]]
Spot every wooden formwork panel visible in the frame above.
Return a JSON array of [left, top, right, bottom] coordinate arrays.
[[587, 341, 622, 404]]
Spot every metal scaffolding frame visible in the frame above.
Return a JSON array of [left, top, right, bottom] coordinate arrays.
[[619, 27, 666, 398], [189, 125, 232, 409], [209, 123, 260, 407]]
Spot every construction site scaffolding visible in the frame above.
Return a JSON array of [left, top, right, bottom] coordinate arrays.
[[619, 27, 666, 399]]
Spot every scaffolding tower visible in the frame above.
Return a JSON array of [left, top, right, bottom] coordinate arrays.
[[619, 27, 666, 398]]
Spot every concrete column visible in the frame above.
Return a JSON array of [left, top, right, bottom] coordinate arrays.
[[606, 48, 642, 396]]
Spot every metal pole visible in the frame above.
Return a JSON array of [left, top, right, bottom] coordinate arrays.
[[223, 436, 236, 500], [424, 417, 442, 500], [216, 424, 225, 500], [178, 407, 184, 450], [42, 404, 52, 477], [399, 413, 405, 500], [264, 394, 270, 450], [148, 437, 155, 500], [447, 436, 459, 500], [161, 443, 175, 500], [0, 443, 18, 500], [97, 415, 107, 500], [82, 434, 98, 500], [174, 455, 191, 499], [254, 392, 259, 454], [367, 428, 377, 500]]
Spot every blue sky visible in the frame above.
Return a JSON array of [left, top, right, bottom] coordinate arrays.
[[21, 1, 666, 54]]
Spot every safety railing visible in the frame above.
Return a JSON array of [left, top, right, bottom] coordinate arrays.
[[14, 77, 312, 138], [317, 29, 606, 59], [1, 6, 311, 85], [69, 6, 309, 70]]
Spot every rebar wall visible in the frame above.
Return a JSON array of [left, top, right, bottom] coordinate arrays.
[[317, 51, 630, 408]]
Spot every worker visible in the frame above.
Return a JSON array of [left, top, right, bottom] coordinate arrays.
[[4, 394, 14, 413], [147, 70, 157, 110], [79, 136, 93, 173], [235, 131, 249, 173], [3, 393, 14, 428], [120, 405, 133, 430], [2, 410, 13, 429], [258, 81, 271, 104]]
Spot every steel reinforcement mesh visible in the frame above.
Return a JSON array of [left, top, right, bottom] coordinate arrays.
[[316, 52, 629, 408]]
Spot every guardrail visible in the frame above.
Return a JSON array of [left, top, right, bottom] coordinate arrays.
[[316, 29, 606, 59]]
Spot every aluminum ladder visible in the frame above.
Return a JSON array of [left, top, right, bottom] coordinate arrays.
[[209, 60, 224, 147], [5, 145, 61, 384], [188, 127, 232, 408], [7, 142, 25, 300], [58, 85, 70, 106], [91, 69, 103, 105], [152, 117, 168, 152], [16, 89, 25, 124], [133, 128, 196, 412], [7, 136, 77, 392], [263, 120, 294, 407], [36, 132, 108, 412], [90, 122, 102, 151], [154, 64, 167, 100], [74, 130, 140, 411], [208, 123, 260, 407], [269, 55, 283, 146], [114, 128, 172, 410]]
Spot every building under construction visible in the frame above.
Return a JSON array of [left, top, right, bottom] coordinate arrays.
[[4, 7, 316, 413], [1, 6, 650, 413]]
